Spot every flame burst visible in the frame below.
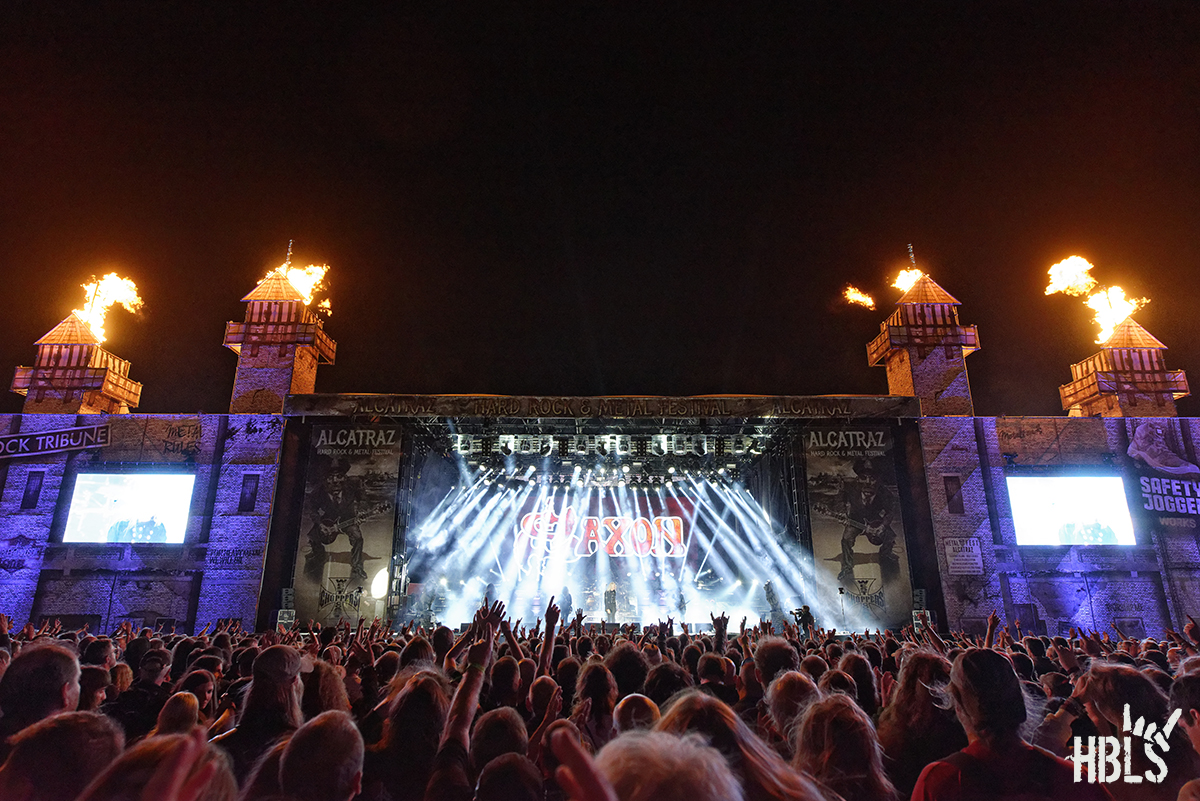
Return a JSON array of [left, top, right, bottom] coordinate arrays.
[[892, 269, 925, 293], [1045, 256, 1149, 343], [1045, 255, 1099, 296], [843, 286, 876, 309], [72, 273, 143, 342], [1086, 287, 1148, 344], [263, 263, 330, 308]]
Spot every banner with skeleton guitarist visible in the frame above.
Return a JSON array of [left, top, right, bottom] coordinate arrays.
[[293, 426, 401, 623], [804, 427, 913, 630]]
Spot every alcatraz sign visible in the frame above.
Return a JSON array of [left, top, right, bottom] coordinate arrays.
[[0, 424, 110, 460]]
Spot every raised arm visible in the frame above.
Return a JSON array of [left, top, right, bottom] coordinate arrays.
[[442, 603, 502, 751], [501, 616, 526, 661], [537, 598, 560, 677], [711, 612, 729, 654]]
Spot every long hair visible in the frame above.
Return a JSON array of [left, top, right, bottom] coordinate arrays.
[[368, 672, 449, 801], [301, 660, 350, 719], [654, 690, 825, 801], [239, 672, 302, 734], [78, 734, 237, 801], [837, 653, 877, 717], [574, 662, 618, 721], [174, 669, 217, 721], [1084, 662, 1191, 794], [151, 692, 200, 737], [793, 694, 897, 801], [947, 649, 1026, 740], [877, 650, 953, 736]]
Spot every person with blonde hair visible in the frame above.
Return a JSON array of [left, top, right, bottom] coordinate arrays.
[[596, 730, 745, 801], [764, 671, 821, 758], [654, 690, 826, 801], [149, 691, 200, 737], [875, 649, 965, 797], [78, 731, 237, 801], [793, 693, 897, 801]]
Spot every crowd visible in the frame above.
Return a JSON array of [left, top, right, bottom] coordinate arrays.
[[2, 603, 1200, 800]]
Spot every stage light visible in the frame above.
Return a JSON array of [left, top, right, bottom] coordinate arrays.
[[622, 465, 630, 473], [370, 569, 389, 599], [668, 466, 676, 475], [717, 468, 725, 475], [439, 577, 448, 586]]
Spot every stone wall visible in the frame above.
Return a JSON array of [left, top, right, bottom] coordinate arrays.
[[0, 414, 283, 633]]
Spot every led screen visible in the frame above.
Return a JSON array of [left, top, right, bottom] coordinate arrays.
[[1007, 475, 1136, 546], [63, 473, 195, 544]]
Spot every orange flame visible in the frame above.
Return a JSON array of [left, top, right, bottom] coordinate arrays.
[[262, 263, 330, 308], [892, 269, 925, 293], [1045, 256, 1149, 343], [843, 286, 876, 309], [1087, 287, 1148, 344], [1045, 256, 1098, 296], [72, 273, 143, 342]]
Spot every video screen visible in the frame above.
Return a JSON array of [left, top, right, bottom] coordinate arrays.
[[1007, 475, 1136, 546], [63, 473, 196, 544], [403, 450, 814, 627]]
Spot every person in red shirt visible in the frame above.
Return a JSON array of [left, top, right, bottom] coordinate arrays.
[[911, 648, 1113, 801]]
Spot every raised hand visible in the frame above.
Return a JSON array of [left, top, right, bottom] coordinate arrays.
[[550, 727, 619, 801], [485, 601, 506, 629], [710, 612, 729, 633], [545, 597, 561, 629]]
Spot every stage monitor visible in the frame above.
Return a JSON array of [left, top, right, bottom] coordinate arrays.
[[63, 473, 195, 544], [1006, 475, 1136, 546]]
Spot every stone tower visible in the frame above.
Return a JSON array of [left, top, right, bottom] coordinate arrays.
[[867, 275, 980, 416], [11, 313, 143, 414], [224, 272, 337, 414], [1059, 316, 1189, 417]]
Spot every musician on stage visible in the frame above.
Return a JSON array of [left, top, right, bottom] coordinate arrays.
[[838, 459, 898, 585], [604, 582, 618, 622], [304, 459, 367, 581], [561, 585, 574, 619]]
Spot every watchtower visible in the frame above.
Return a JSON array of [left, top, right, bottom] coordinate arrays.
[[1059, 317, 1188, 417], [11, 313, 142, 414], [867, 275, 980, 416], [224, 272, 336, 414]]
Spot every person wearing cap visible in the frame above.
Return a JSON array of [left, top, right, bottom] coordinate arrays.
[[837, 459, 899, 586], [107, 647, 172, 742], [304, 459, 368, 581], [212, 644, 305, 783], [911, 648, 1112, 801]]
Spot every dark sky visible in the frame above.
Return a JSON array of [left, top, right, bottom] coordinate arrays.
[[2, 4, 1199, 416]]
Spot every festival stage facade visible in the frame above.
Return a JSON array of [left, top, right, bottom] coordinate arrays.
[[2, 270, 1199, 638]]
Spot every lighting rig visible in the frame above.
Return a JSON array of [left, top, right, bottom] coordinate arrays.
[[452, 432, 775, 487]]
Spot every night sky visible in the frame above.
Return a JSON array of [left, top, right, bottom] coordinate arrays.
[[2, 4, 1199, 416]]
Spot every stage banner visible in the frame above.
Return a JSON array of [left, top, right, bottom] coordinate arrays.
[[293, 426, 401, 623], [804, 427, 914, 630]]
